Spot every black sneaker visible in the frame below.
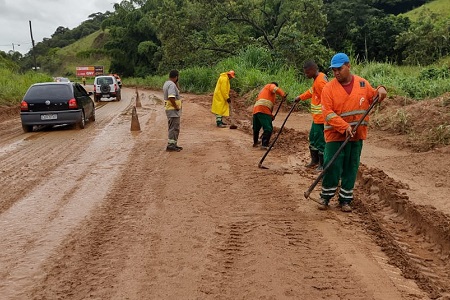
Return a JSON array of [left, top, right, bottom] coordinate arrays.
[[166, 144, 181, 152], [175, 145, 183, 150]]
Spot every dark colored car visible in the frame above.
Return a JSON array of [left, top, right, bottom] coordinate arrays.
[[20, 82, 95, 132]]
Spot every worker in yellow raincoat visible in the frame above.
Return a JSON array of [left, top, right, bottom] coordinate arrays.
[[211, 70, 235, 128]]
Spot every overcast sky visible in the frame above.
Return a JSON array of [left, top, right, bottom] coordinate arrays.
[[0, 0, 116, 54]]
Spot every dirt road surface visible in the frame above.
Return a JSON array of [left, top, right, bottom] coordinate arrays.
[[1, 87, 449, 299]]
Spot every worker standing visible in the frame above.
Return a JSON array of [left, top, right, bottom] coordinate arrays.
[[82, 77, 86, 86], [211, 70, 235, 128], [318, 53, 387, 212], [163, 70, 183, 152], [253, 82, 287, 150], [294, 60, 328, 171]]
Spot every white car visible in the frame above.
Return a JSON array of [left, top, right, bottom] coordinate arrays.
[[93, 75, 121, 102]]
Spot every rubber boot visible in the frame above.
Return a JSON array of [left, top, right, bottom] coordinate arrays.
[[305, 147, 319, 168], [253, 131, 260, 147], [316, 152, 324, 171], [261, 131, 272, 150]]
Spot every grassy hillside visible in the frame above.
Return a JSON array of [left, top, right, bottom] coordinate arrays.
[[53, 30, 111, 79], [402, 0, 450, 21]]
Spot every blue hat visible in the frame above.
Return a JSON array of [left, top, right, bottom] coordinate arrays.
[[330, 53, 350, 68]]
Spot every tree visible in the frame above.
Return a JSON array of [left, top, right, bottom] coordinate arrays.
[[395, 10, 450, 65]]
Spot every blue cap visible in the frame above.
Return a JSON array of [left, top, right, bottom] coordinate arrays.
[[330, 53, 350, 68]]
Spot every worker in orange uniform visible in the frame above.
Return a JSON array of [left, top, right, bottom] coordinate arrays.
[[294, 60, 328, 171], [211, 70, 235, 128], [252, 82, 287, 150], [318, 53, 387, 212]]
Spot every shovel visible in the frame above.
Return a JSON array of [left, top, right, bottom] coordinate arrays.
[[258, 100, 297, 169], [304, 96, 380, 199]]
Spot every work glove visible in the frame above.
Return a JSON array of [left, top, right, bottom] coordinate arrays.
[[226, 98, 231, 103], [294, 96, 301, 103]]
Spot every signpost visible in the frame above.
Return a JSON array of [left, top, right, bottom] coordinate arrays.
[[76, 66, 104, 77]]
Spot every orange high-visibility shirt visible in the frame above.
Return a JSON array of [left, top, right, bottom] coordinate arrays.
[[298, 72, 328, 124], [321, 75, 377, 142], [252, 83, 286, 116]]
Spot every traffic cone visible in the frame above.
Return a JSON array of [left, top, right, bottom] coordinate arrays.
[[135, 87, 142, 107], [130, 106, 141, 131]]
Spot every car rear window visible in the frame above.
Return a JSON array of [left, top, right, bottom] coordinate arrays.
[[96, 77, 114, 85], [24, 85, 72, 100]]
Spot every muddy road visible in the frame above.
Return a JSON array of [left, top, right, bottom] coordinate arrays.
[[0, 87, 449, 299]]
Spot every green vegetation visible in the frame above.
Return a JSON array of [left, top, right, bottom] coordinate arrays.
[[40, 31, 112, 77], [402, 0, 450, 22], [125, 47, 450, 108], [0, 68, 52, 106]]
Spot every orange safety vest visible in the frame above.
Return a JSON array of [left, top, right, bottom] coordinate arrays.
[[321, 75, 377, 142], [252, 83, 286, 116], [298, 72, 328, 124]]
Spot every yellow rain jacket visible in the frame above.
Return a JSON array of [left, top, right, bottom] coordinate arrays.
[[211, 72, 230, 116]]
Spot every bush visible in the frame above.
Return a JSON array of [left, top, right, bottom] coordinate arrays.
[[0, 68, 52, 105]]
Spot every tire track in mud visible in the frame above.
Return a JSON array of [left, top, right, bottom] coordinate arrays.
[[0, 90, 135, 215], [355, 165, 450, 299], [227, 98, 450, 298], [260, 121, 450, 298]]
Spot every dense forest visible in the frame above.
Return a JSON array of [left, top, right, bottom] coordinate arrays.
[[2, 0, 450, 77]]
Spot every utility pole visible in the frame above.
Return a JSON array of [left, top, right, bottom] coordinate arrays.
[[29, 20, 37, 71], [12, 43, 20, 52]]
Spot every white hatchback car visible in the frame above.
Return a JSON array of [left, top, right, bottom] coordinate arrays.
[[93, 75, 121, 102]]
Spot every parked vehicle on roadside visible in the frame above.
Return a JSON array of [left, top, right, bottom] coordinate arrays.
[[20, 82, 95, 132], [54, 77, 70, 82], [93, 75, 121, 102], [111, 73, 122, 88]]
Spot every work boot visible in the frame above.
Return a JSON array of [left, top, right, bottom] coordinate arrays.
[[166, 144, 181, 152], [306, 147, 319, 168], [175, 144, 183, 150], [217, 123, 226, 128], [261, 131, 272, 149], [253, 131, 260, 146], [316, 152, 324, 171], [341, 203, 352, 212], [317, 198, 329, 210]]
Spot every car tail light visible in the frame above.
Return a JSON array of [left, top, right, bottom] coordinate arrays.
[[114, 84, 118, 91], [21, 100, 29, 111], [94, 85, 96, 92], [68, 98, 78, 109]]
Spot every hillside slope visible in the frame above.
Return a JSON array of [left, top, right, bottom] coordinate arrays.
[[402, 0, 450, 21], [54, 30, 111, 77]]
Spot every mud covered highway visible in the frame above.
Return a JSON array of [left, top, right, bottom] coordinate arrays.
[[0, 88, 449, 299]]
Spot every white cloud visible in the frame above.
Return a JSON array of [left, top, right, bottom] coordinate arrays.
[[0, 0, 115, 54]]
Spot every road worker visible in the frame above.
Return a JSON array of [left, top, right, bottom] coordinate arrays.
[[318, 53, 387, 212], [163, 69, 183, 152], [295, 60, 328, 171], [253, 82, 287, 150], [211, 70, 235, 128]]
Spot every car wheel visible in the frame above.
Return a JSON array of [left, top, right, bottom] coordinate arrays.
[[22, 124, 33, 133], [117, 92, 121, 101], [100, 84, 110, 94], [89, 105, 96, 122], [77, 110, 86, 129]]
